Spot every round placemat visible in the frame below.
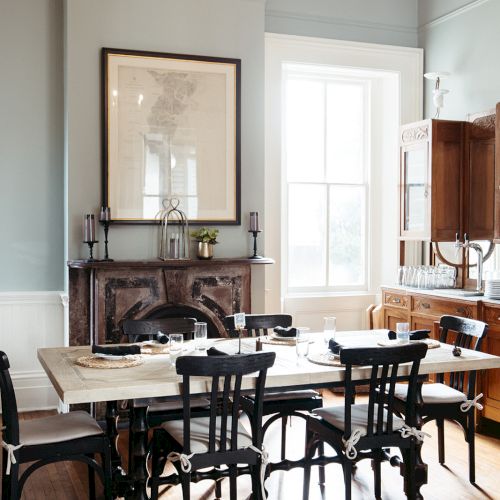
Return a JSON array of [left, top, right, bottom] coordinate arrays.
[[75, 355, 144, 369], [377, 339, 441, 349], [307, 352, 343, 367]]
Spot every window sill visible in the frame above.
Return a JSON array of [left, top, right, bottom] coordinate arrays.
[[284, 290, 377, 299]]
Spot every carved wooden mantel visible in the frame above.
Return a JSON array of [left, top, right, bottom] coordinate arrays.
[[67, 258, 273, 345]]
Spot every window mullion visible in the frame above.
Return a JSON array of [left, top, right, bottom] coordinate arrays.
[[324, 82, 329, 288]]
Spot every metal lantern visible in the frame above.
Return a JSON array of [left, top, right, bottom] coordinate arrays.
[[157, 198, 189, 260]]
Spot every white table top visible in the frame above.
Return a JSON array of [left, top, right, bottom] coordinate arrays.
[[37, 330, 500, 405]]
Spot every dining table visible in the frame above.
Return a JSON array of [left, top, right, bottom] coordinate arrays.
[[37, 329, 500, 500]]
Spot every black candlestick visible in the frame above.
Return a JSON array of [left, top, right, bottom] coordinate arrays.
[[249, 230, 263, 259], [84, 240, 98, 262], [102, 221, 114, 261]]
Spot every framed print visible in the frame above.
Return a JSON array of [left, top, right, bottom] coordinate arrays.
[[102, 48, 241, 224]]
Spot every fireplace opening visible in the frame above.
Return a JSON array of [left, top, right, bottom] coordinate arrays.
[[141, 304, 224, 338]]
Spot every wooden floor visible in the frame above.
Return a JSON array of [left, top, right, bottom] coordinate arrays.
[[8, 392, 500, 499]]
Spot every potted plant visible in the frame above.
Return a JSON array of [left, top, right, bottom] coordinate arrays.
[[191, 227, 219, 259]]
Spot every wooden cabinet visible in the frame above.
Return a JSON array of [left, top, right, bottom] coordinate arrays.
[[400, 119, 463, 241], [495, 103, 500, 242], [381, 287, 498, 428]]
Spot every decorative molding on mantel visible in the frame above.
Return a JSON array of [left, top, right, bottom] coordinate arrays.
[[266, 9, 418, 36], [419, 0, 491, 32]]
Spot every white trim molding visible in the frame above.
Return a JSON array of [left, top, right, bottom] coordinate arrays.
[[419, 0, 491, 32]]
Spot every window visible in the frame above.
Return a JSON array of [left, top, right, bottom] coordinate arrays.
[[284, 64, 369, 292]]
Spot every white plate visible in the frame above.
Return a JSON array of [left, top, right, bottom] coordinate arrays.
[[93, 353, 137, 361], [269, 332, 296, 341]]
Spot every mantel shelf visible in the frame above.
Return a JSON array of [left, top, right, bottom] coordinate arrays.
[[67, 257, 275, 269]]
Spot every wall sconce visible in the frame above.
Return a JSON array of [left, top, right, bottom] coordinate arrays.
[[424, 71, 450, 118]]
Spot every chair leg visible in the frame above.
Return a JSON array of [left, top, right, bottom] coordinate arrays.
[[180, 472, 191, 500], [303, 426, 315, 500], [281, 415, 288, 460], [87, 462, 96, 500], [436, 418, 445, 465], [317, 441, 325, 486], [229, 465, 238, 500], [251, 464, 262, 500], [102, 444, 113, 500], [372, 451, 382, 499], [5, 462, 20, 500], [343, 459, 352, 500], [467, 413, 476, 484], [215, 477, 222, 499]]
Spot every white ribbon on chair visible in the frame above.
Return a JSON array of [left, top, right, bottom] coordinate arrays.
[[1, 426, 23, 475], [399, 425, 431, 441], [247, 444, 270, 500], [342, 429, 363, 460], [166, 451, 195, 473], [460, 393, 483, 413]]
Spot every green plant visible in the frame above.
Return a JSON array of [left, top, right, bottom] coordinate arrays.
[[191, 227, 219, 244]]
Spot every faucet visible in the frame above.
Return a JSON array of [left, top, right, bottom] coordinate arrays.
[[455, 232, 484, 294]]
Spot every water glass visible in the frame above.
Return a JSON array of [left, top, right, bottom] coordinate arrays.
[[169, 333, 184, 366], [194, 322, 208, 350], [323, 316, 336, 345], [396, 322, 410, 344], [296, 327, 310, 361]]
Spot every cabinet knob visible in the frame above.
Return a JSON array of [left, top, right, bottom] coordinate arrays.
[[456, 307, 466, 315], [421, 302, 430, 309], [393, 298, 401, 304]]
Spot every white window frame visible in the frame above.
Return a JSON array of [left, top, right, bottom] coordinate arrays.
[[282, 67, 371, 294]]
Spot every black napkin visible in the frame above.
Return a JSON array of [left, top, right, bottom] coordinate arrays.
[[156, 332, 169, 344], [387, 329, 430, 341], [206, 347, 229, 356], [273, 326, 298, 338], [328, 339, 344, 355], [92, 345, 141, 356]]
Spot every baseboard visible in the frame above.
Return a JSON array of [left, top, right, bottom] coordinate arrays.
[[11, 370, 60, 412]]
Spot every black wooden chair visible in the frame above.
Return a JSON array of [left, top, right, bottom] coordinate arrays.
[[303, 343, 428, 500], [393, 315, 488, 483], [150, 351, 276, 500], [0, 351, 112, 499], [224, 314, 323, 462]]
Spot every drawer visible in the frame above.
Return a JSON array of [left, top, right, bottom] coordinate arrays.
[[482, 304, 500, 327], [411, 295, 476, 318], [383, 291, 408, 309]]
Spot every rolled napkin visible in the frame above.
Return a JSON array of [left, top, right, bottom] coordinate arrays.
[[91, 344, 141, 356], [328, 339, 345, 355], [206, 347, 229, 356], [156, 332, 170, 344], [387, 329, 430, 341], [273, 326, 298, 338]]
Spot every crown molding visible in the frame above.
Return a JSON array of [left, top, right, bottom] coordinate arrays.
[[266, 9, 417, 36], [419, 0, 491, 32]]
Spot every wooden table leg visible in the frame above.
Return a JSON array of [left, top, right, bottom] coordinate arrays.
[[130, 405, 149, 500]]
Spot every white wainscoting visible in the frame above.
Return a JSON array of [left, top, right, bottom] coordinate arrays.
[[283, 293, 377, 332], [0, 291, 65, 411]]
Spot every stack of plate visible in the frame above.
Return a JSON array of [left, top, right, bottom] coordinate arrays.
[[484, 279, 500, 299]]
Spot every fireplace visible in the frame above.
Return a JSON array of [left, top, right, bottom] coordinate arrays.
[[67, 258, 272, 345]]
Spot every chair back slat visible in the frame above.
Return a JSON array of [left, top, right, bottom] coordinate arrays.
[[0, 352, 20, 445], [122, 318, 197, 342], [224, 314, 292, 338], [438, 315, 488, 396], [341, 344, 428, 441], [176, 352, 275, 457]]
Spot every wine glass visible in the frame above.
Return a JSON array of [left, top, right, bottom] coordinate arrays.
[[323, 317, 336, 345], [194, 322, 208, 351], [169, 333, 184, 366], [296, 327, 310, 361]]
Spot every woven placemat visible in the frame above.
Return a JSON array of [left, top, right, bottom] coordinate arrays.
[[307, 352, 343, 367], [75, 355, 144, 369], [377, 339, 440, 349]]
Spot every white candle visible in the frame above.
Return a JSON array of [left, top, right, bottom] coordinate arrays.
[[249, 212, 260, 232], [84, 214, 96, 242]]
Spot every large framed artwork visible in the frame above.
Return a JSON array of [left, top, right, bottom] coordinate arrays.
[[102, 48, 241, 224]]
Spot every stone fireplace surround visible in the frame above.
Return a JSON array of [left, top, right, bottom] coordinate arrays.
[[67, 258, 272, 345]]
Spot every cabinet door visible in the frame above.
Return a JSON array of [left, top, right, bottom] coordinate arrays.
[[494, 103, 500, 242], [383, 307, 409, 331]]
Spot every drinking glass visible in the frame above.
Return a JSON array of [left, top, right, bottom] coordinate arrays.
[[296, 327, 310, 361], [169, 333, 184, 366], [323, 317, 336, 345], [396, 322, 410, 344], [194, 322, 208, 350]]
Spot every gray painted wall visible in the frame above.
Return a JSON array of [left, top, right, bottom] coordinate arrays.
[[419, 0, 500, 119], [266, 0, 419, 47], [0, 0, 64, 291], [65, 0, 265, 268]]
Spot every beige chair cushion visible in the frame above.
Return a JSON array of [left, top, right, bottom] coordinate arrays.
[[19, 411, 103, 446], [148, 397, 210, 413], [161, 416, 252, 454], [394, 382, 467, 404], [314, 404, 405, 436], [246, 389, 319, 402]]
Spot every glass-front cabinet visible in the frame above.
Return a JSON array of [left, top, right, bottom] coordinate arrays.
[[400, 119, 463, 241]]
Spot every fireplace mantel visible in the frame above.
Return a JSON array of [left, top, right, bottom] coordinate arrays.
[[67, 258, 273, 345]]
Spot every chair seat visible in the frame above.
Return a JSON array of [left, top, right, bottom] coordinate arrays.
[[147, 397, 210, 413], [19, 411, 103, 446], [314, 404, 405, 436], [161, 416, 252, 454], [246, 389, 320, 402], [394, 383, 467, 404]]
